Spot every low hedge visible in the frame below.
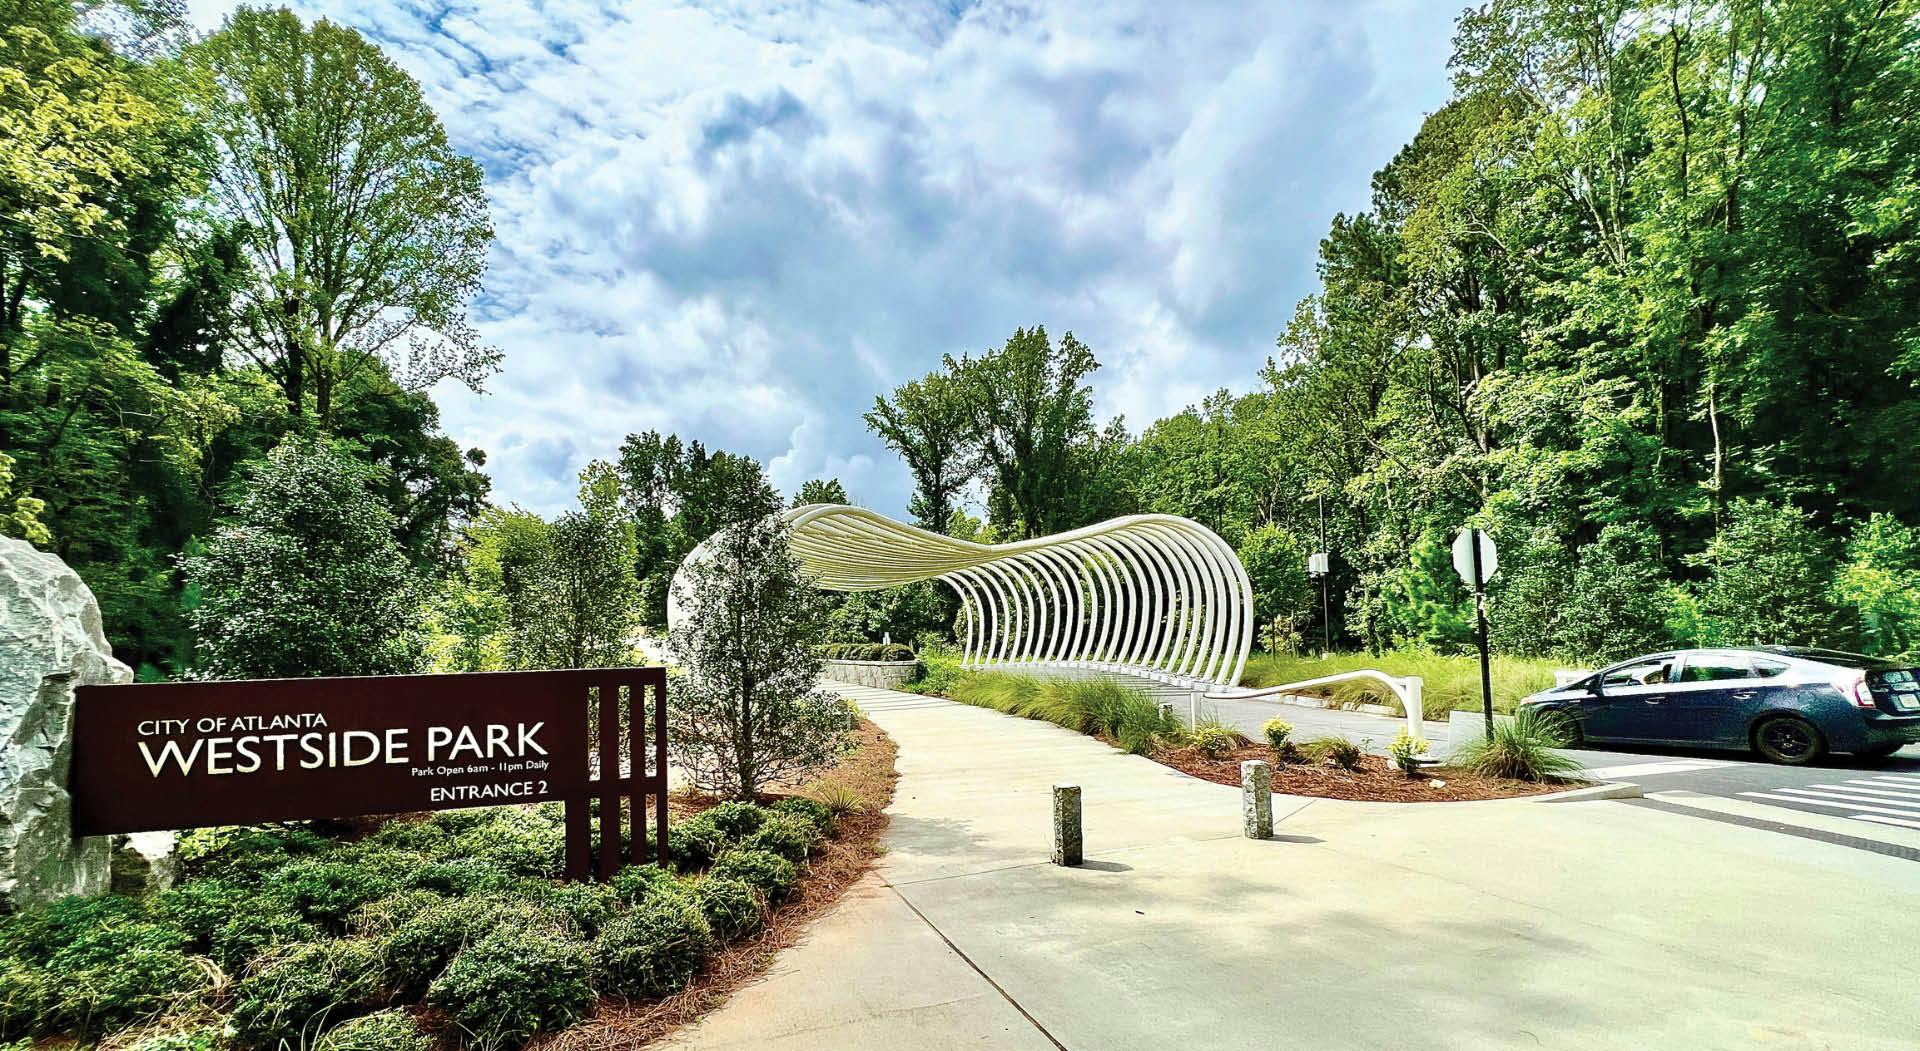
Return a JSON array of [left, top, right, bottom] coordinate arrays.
[[0, 795, 847, 1049], [817, 642, 916, 662]]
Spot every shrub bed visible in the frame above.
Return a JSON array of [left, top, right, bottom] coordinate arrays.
[[816, 641, 916, 662], [0, 789, 859, 1050]]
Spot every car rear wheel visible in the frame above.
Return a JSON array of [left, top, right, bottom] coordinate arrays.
[[1752, 715, 1826, 765]]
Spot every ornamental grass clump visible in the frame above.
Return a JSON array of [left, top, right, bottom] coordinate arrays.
[[950, 674, 1178, 754], [1300, 734, 1365, 771], [1452, 708, 1586, 783]]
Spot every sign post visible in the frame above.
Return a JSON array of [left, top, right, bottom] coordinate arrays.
[[69, 667, 668, 882], [1450, 528, 1499, 741]]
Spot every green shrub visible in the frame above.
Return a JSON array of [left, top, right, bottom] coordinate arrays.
[[609, 864, 681, 906], [210, 904, 321, 974], [58, 947, 211, 1037], [817, 642, 915, 662], [229, 939, 382, 1048], [150, 879, 251, 949], [590, 894, 714, 999], [380, 897, 551, 996], [709, 850, 798, 902], [313, 1009, 433, 1051], [176, 824, 331, 880], [531, 880, 622, 937], [350, 889, 448, 938], [43, 918, 188, 971], [740, 812, 820, 862], [406, 858, 512, 895], [768, 796, 835, 835], [0, 894, 145, 963], [1301, 735, 1364, 771], [694, 877, 764, 943], [702, 801, 767, 838], [429, 927, 592, 1049], [667, 816, 731, 870], [0, 959, 48, 1038], [1451, 708, 1586, 783], [1262, 719, 1293, 752], [1389, 729, 1429, 775], [449, 810, 565, 879], [267, 860, 399, 932], [123, 1027, 224, 1051], [1183, 722, 1245, 760]]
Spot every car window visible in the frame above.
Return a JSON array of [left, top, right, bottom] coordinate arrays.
[[1751, 659, 1789, 678], [1602, 658, 1671, 688], [1679, 656, 1755, 683]]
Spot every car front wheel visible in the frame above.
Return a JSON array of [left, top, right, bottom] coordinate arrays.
[[1752, 715, 1826, 766]]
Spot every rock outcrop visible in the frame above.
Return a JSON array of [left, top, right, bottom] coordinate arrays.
[[0, 536, 132, 910]]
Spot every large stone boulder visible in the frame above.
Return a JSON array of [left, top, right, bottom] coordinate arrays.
[[0, 536, 132, 910]]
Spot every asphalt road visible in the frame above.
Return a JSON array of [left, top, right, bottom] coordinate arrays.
[[1194, 692, 1920, 847]]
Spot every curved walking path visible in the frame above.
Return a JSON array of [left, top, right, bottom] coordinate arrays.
[[669, 683, 1920, 1050]]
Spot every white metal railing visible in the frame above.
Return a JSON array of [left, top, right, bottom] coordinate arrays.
[[1205, 671, 1427, 744]]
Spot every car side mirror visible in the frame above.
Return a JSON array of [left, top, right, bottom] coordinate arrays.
[[1584, 679, 1604, 696]]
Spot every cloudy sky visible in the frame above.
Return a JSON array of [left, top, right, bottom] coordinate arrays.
[[185, 0, 1460, 518]]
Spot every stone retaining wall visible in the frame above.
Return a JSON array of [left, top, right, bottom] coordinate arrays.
[[822, 658, 920, 689]]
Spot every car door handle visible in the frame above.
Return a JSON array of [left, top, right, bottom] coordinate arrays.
[[1730, 690, 1756, 702]]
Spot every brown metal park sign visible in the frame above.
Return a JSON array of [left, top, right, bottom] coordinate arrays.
[[70, 667, 668, 881]]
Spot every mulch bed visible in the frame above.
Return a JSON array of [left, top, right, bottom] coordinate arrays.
[[1151, 742, 1576, 801], [533, 717, 900, 1051]]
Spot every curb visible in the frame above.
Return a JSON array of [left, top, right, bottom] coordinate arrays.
[[1529, 780, 1644, 803]]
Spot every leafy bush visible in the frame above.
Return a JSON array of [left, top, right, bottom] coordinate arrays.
[[210, 905, 321, 974], [589, 894, 714, 999], [1451, 708, 1585, 783], [817, 641, 916, 662], [1262, 719, 1293, 752], [0, 958, 48, 1038], [1696, 499, 1845, 648], [350, 889, 448, 938], [740, 812, 820, 862], [694, 877, 765, 942], [609, 864, 681, 906], [901, 647, 965, 695], [380, 897, 559, 996], [1301, 735, 1364, 771], [449, 810, 565, 879], [709, 850, 799, 902], [1183, 721, 1245, 760], [313, 1009, 433, 1051], [530, 881, 622, 937], [702, 801, 767, 839], [406, 858, 513, 896], [267, 860, 399, 931], [666, 817, 731, 871], [769, 796, 835, 835], [229, 939, 382, 1048], [0, 894, 146, 962], [1389, 729, 1429, 775], [175, 824, 336, 881], [150, 879, 251, 949], [429, 927, 592, 1049], [57, 948, 211, 1037]]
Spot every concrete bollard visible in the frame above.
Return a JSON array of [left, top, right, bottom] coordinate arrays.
[[1241, 760, 1272, 840], [1052, 784, 1083, 866]]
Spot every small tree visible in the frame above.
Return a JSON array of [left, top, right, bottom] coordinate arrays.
[[182, 438, 423, 678], [1833, 513, 1920, 657], [668, 491, 854, 798], [1698, 499, 1844, 647], [515, 472, 639, 669], [1238, 524, 1311, 652], [1557, 524, 1673, 663]]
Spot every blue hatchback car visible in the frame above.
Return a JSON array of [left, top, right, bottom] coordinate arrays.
[[1518, 646, 1920, 765]]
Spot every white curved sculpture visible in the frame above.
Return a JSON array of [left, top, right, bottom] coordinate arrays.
[[670, 504, 1253, 691]]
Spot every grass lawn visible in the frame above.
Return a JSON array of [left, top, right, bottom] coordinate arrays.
[[1239, 650, 1570, 718]]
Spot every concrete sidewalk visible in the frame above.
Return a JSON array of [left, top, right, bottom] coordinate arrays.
[[668, 684, 1920, 1051]]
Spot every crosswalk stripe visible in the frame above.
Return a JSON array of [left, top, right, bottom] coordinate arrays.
[[1740, 792, 1920, 821], [1772, 786, 1920, 811], [1850, 814, 1920, 831], [1866, 775, 1920, 787], [1831, 782, 1920, 800]]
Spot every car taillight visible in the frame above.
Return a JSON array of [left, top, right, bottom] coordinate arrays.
[[1842, 671, 1877, 709]]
